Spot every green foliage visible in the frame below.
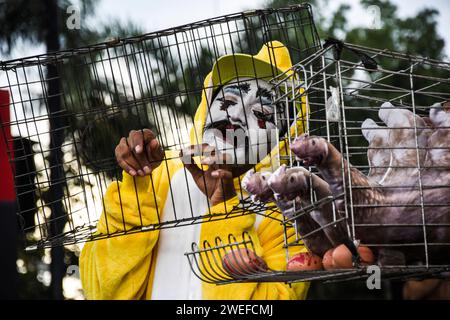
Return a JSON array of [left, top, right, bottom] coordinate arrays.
[[0, 0, 143, 54], [2, 0, 448, 300], [0, 0, 143, 299], [267, 0, 447, 61]]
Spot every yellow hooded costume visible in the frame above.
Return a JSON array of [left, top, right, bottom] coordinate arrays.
[[80, 41, 309, 300]]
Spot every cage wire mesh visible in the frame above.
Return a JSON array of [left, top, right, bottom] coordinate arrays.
[[2, 3, 449, 286], [186, 42, 450, 284], [0, 4, 321, 250]]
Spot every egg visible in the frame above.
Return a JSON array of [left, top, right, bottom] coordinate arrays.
[[322, 248, 335, 270], [286, 252, 323, 271], [222, 248, 268, 276], [357, 246, 375, 265], [332, 244, 376, 269], [332, 244, 354, 269]]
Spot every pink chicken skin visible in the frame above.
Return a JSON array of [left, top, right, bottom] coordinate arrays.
[[290, 102, 450, 266]]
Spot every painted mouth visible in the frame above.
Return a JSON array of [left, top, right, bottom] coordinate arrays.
[[204, 120, 249, 150], [204, 120, 245, 136]]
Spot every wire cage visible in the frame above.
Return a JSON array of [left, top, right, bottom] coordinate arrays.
[[186, 233, 450, 284], [186, 42, 450, 284], [0, 4, 321, 250]]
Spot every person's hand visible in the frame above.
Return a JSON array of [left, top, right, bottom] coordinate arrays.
[[180, 144, 236, 206], [115, 129, 164, 176]]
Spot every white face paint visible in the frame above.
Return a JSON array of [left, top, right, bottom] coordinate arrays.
[[203, 78, 286, 165]]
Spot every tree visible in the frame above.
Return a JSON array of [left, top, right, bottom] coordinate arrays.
[[2, 0, 447, 300], [266, 0, 446, 61], [0, 0, 141, 299]]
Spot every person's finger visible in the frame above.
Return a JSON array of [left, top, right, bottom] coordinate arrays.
[[201, 151, 232, 169], [116, 138, 138, 175], [201, 144, 216, 157], [180, 148, 206, 181], [180, 144, 209, 162], [129, 145, 151, 176], [149, 138, 159, 152], [149, 139, 164, 162], [118, 139, 148, 176], [128, 130, 145, 154], [117, 156, 142, 176], [200, 156, 215, 165], [129, 128, 156, 155], [145, 141, 163, 174], [129, 132, 161, 174], [115, 137, 128, 159], [142, 128, 157, 142], [211, 169, 233, 179], [136, 154, 152, 175]]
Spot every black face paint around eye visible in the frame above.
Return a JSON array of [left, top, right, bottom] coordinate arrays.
[[253, 110, 274, 123], [217, 97, 237, 110], [226, 83, 251, 94], [256, 87, 272, 101]]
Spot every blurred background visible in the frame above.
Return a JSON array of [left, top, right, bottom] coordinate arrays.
[[0, 0, 448, 300]]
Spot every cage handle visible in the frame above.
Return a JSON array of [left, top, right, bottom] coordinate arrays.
[[324, 38, 378, 70]]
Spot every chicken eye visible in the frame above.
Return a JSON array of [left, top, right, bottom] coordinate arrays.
[[290, 176, 295, 183]]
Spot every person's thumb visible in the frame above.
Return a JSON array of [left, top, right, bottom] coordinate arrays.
[[180, 147, 206, 181]]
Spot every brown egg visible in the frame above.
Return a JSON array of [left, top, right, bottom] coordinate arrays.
[[222, 248, 268, 276], [322, 248, 335, 270], [286, 252, 323, 271], [332, 244, 376, 269], [332, 244, 354, 269], [358, 246, 375, 265]]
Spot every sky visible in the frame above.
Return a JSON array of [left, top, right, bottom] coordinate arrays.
[[1, 0, 450, 60], [2, 0, 449, 299], [89, 0, 450, 58]]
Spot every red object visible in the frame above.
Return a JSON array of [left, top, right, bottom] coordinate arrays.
[[0, 90, 15, 201], [222, 248, 268, 275], [286, 252, 323, 271]]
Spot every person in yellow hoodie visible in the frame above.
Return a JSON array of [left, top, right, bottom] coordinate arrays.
[[80, 41, 310, 300]]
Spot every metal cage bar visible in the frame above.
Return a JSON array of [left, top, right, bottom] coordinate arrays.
[[185, 41, 450, 284], [0, 4, 321, 250]]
